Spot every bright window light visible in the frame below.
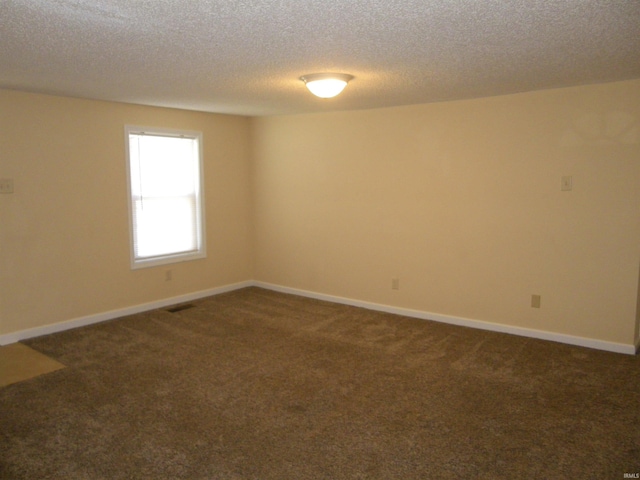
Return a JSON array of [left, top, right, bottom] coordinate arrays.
[[125, 126, 206, 269]]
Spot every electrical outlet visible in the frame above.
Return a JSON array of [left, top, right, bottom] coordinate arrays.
[[0, 178, 14, 194], [531, 294, 541, 308], [391, 278, 400, 290]]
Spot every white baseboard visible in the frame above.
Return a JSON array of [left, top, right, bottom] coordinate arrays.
[[0, 280, 253, 346], [254, 281, 638, 355], [2, 279, 636, 356]]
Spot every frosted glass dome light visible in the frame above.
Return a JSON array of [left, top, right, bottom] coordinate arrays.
[[300, 73, 354, 98]]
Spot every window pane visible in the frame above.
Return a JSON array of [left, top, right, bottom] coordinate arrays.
[[135, 136, 198, 197], [133, 196, 198, 258], [126, 127, 205, 268]]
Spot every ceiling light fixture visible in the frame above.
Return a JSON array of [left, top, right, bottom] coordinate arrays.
[[300, 73, 354, 98]]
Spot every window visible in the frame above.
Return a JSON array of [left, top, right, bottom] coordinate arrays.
[[125, 126, 206, 269]]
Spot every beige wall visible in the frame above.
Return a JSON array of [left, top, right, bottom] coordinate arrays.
[[251, 80, 640, 346], [2, 81, 639, 348], [0, 90, 253, 336]]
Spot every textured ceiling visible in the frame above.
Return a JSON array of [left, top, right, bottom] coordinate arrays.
[[1, 0, 639, 116]]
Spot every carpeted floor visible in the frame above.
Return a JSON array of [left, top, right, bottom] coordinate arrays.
[[1, 287, 638, 479]]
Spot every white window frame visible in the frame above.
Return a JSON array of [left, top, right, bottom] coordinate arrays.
[[124, 125, 206, 269]]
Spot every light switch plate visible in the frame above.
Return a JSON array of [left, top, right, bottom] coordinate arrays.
[[0, 178, 14, 194], [531, 294, 541, 308]]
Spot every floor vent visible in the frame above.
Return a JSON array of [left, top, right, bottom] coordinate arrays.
[[166, 303, 195, 313]]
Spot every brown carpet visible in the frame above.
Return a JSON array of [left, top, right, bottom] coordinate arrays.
[[1, 287, 638, 479]]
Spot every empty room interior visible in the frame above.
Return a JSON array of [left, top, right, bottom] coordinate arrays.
[[1, 1, 640, 478]]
